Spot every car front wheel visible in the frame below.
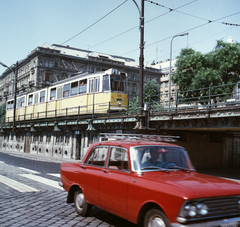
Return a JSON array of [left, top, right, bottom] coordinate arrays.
[[74, 190, 92, 216], [144, 209, 170, 227]]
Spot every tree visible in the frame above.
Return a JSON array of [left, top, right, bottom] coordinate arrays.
[[172, 40, 240, 102], [128, 79, 161, 113]]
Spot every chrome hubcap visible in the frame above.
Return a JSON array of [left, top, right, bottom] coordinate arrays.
[[76, 193, 84, 210], [148, 216, 166, 227]]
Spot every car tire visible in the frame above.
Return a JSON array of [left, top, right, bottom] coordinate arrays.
[[144, 209, 170, 227], [74, 190, 92, 216]]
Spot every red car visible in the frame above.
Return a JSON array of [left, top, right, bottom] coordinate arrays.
[[60, 134, 240, 227]]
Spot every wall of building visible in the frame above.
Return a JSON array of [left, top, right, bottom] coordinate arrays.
[[0, 129, 239, 170]]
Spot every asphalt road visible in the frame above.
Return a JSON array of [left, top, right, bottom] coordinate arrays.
[[0, 150, 136, 227]]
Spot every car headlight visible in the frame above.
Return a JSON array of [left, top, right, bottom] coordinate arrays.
[[238, 199, 240, 210], [197, 203, 208, 215], [184, 204, 197, 217], [118, 101, 121, 106], [182, 202, 208, 218]]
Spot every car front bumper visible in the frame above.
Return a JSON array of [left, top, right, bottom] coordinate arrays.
[[171, 216, 240, 227]]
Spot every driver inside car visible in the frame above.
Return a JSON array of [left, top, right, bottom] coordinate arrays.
[[142, 147, 166, 168]]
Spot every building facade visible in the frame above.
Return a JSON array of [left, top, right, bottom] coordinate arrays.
[[0, 43, 162, 107]]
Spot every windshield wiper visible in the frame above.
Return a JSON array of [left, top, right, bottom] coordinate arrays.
[[141, 166, 163, 170], [168, 166, 195, 172]]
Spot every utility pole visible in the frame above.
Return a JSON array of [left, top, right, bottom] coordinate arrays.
[[139, 0, 144, 116], [132, 0, 145, 116], [13, 61, 18, 133]]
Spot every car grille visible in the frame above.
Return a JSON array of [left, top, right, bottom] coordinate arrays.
[[205, 196, 240, 218]]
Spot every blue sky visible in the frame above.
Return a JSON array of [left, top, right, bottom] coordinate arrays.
[[0, 0, 239, 75]]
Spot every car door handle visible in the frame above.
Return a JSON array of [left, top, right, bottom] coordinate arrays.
[[102, 169, 109, 173], [80, 165, 86, 169]]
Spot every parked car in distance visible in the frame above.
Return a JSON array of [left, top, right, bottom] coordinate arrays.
[[60, 133, 240, 227]]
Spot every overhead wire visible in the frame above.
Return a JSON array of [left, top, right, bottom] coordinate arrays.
[[122, 9, 240, 56], [61, 0, 128, 45], [91, 0, 197, 49]]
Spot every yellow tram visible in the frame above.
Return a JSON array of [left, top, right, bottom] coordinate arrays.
[[5, 68, 128, 122]]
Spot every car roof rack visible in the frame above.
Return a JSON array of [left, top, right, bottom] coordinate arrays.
[[99, 133, 179, 142]]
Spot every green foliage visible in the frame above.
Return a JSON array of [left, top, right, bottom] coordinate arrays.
[[128, 79, 161, 113], [172, 40, 240, 101]]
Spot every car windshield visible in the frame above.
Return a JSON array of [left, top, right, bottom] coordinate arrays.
[[130, 145, 195, 172]]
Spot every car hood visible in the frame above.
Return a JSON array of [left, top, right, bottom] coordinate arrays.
[[143, 171, 240, 198]]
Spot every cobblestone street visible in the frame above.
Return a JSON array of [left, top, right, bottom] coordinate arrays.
[[0, 150, 135, 227]]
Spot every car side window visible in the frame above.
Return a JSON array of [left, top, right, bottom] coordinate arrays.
[[85, 146, 108, 167], [108, 147, 129, 171]]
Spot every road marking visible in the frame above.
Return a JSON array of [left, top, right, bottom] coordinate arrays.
[[47, 173, 60, 178], [0, 174, 39, 192], [18, 167, 40, 174], [20, 174, 63, 190], [0, 161, 4, 164]]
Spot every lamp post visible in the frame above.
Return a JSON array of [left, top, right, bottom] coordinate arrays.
[[132, 0, 144, 115], [0, 61, 17, 133], [168, 33, 189, 111]]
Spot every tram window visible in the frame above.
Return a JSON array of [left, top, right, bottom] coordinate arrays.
[[95, 77, 100, 92], [110, 75, 124, 92], [34, 93, 39, 104], [17, 98, 20, 108], [50, 88, 56, 100], [71, 81, 78, 96], [103, 75, 110, 91], [28, 94, 33, 105], [7, 101, 14, 110], [63, 84, 70, 97], [40, 91, 45, 103], [57, 87, 63, 99], [79, 79, 87, 94], [88, 77, 100, 93], [20, 97, 25, 107], [89, 79, 93, 93]]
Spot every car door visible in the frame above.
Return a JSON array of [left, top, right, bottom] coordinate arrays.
[[99, 146, 130, 218], [81, 146, 109, 206]]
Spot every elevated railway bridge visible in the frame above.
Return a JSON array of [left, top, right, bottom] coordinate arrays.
[[1, 84, 240, 171]]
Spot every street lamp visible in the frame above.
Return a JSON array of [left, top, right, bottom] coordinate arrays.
[[0, 61, 17, 133], [168, 32, 189, 111]]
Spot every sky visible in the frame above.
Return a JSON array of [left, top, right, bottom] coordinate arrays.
[[0, 0, 239, 75]]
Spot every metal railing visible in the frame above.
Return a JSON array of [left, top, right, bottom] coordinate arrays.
[[1, 82, 240, 124], [149, 82, 240, 113]]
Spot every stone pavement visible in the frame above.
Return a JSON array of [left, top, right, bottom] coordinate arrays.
[[0, 149, 136, 227], [1, 148, 240, 227]]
